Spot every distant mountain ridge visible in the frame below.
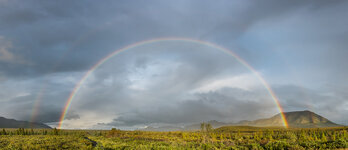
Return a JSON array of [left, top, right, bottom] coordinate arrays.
[[141, 120, 232, 131], [184, 120, 232, 130], [141, 125, 184, 131], [0, 116, 51, 128], [140, 110, 341, 131], [236, 110, 340, 128]]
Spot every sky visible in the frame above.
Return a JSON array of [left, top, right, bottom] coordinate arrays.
[[0, 0, 348, 129]]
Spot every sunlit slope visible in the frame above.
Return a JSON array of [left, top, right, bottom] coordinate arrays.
[[237, 110, 341, 128]]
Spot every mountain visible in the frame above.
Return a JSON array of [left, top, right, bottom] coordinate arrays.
[[140, 110, 341, 131], [140, 120, 234, 131], [237, 110, 341, 128], [184, 120, 233, 130], [141, 125, 184, 131], [0, 116, 51, 128]]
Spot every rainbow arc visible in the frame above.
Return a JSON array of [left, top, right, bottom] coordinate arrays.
[[57, 37, 289, 129]]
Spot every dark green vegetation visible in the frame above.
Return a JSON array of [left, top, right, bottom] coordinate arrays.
[[0, 126, 347, 149], [0, 116, 51, 129]]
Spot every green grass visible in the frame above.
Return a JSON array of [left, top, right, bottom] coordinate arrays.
[[0, 135, 94, 149], [0, 127, 347, 149]]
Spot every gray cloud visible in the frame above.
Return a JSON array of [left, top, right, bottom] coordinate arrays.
[[105, 87, 277, 127], [1, 0, 345, 77], [60, 43, 277, 128], [2, 92, 80, 123], [0, 72, 81, 123], [275, 85, 348, 124], [105, 84, 348, 128], [0, 0, 347, 128]]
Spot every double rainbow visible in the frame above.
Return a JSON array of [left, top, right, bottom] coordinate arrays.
[[57, 37, 288, 129]]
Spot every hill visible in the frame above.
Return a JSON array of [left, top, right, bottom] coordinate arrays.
[[237, 110, 341, 128], [141, 125, 184, 131], [140, 120, 233, 131], [0, 116, 51, 128], [184, 120, 232, 130], [141, 110, 341, 131]]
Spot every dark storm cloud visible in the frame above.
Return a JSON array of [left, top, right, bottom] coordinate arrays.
[[1, 0, 348, 128], [0, 73, 80, 123], [69, 43, 250, 113], [2, 91, 80, 123], [1, 0, 345, 78], [105, 87, 277, 127], [105, 84, 348, 127]]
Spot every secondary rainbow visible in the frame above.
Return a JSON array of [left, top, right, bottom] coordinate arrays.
[[58, 37, 288, 129]]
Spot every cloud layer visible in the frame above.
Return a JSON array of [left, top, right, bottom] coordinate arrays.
[[0, 0, 347, 128]]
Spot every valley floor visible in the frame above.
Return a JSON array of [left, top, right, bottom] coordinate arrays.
[[0, 126, 347, 149]]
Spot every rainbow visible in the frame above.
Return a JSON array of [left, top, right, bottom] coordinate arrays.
[[58, 37, 288, 129]]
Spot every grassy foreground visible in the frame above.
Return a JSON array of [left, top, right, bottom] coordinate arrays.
[[0, 126, 347, 149]]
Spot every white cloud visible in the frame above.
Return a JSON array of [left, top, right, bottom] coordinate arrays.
[[0, 36, 14, 62], [192, 74, 260, 93], [59, 112, 114, 129], [14, 92, 31, 98], [0, 36, 30, 64], [128, 60, 180, 91]]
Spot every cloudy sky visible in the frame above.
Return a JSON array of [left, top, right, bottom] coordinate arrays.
[[0, 0, 347, 129]]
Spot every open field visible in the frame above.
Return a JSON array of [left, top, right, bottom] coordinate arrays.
[[0, 126, 347, 149]]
